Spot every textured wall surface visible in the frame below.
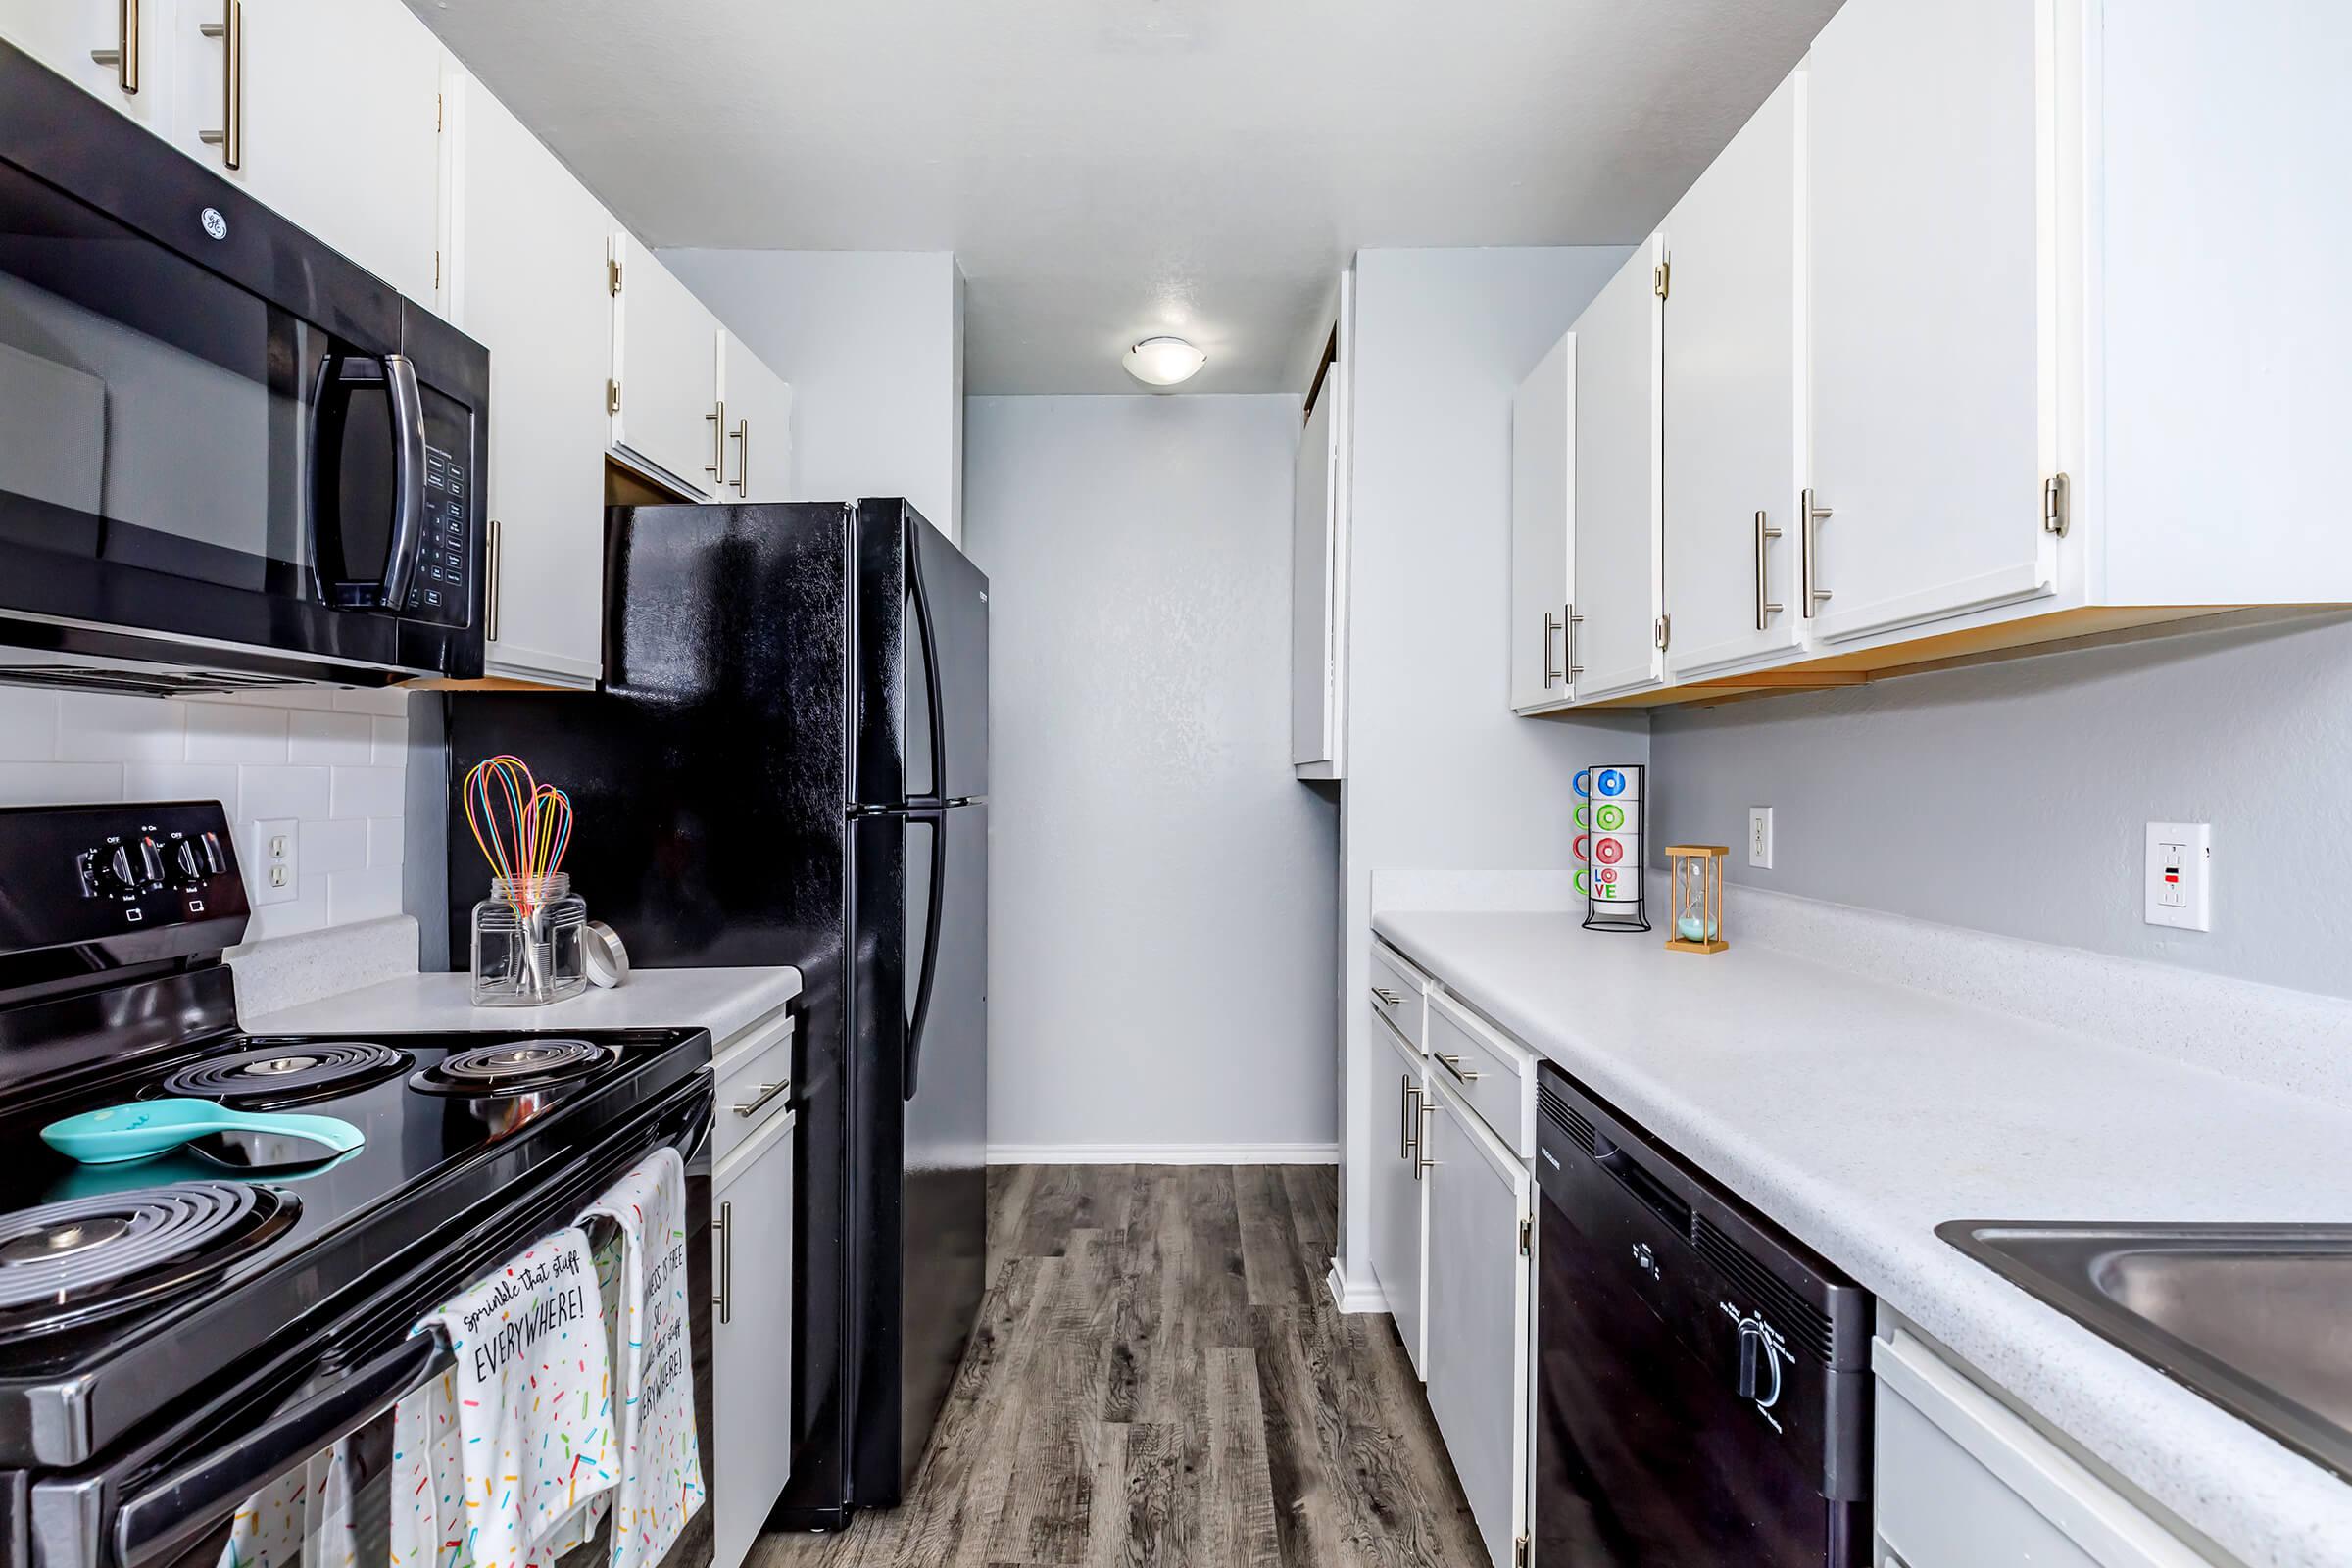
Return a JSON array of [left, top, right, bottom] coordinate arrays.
[[0, 686, 417, 942], [1650, 612, 2352, 999], [963, 393, 1341, 1156]]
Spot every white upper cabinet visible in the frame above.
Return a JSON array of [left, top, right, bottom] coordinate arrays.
[[1660, 72, 1805, 679], [446, 65, 613, 688], [1570, 236, 1665, 702], [169, 0, 444, 304], [1804, 0, 2055, 644], [0, 0, 174, 131], [1509, 330, 1575, 713], [715, 330, 795, 505], [609, 233, 722, 498]]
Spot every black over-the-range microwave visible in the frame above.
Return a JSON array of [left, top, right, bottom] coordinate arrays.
[[0, 38, 488, 695]]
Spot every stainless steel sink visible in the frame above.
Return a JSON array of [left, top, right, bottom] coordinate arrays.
[[1939, 1222, 2352, 1481]]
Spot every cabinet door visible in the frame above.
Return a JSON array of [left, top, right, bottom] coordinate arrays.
[[1571, 237, 1664, 702], [610, 234, 720, 497], [1424, 1080, 1531, 1568], [0, 0, 173, 130], [1510, 330, 1574, 712], [1369, 1019, 1427, 1377], [1291, 388, 1339, 763], [171, 0, 443, 302], [1806, 0, 2055, 644], [1662, 72, 1806, 679], [450, 68, 613, 688], [713, 1114, 795, 1568], [717, 331, 795, 504]]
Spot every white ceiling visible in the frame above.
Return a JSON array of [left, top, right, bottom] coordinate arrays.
[[409, 0, 1842, 394]]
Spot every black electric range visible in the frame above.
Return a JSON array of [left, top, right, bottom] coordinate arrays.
[[0, 802, 715, 1568]]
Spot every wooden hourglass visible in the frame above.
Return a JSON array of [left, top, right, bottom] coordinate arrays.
[[1664, 845, 1730, 954]]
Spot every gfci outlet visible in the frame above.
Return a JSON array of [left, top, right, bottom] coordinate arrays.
[[249, 818, 298, 906], [1748, 806, 1774, 869], [2144, 822, 2212, 932]]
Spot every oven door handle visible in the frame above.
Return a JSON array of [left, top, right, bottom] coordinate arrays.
[[376, 352, 427, 612], [113, 1330, 456, 1568]]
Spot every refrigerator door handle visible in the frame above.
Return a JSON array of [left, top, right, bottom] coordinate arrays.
[[904, 806, 949, 1101], [905, 511, 950, 804]]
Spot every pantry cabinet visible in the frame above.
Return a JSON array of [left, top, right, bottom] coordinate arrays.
[[715, 330, 796, 504], [1508, 330, 1574, 713], [1422, 1076, 1533, 1568], [0, 0, 173, 131], [1569, 236, 1665, 703], [1370, 1017, 1428, 1375], [445, 66, 614, 688], [170, 0, 444, 304], [609, 233, 723, 498], [1659, 71, 1806, 679], [713, 1106, 795, 1568]]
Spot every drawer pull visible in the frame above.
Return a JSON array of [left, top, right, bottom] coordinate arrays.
[[1371, 986, 1403, 1006], [730, 1079, 790, 1118], [1438, 1053, 1482, 1083]]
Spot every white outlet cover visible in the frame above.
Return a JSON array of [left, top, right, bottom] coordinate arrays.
[[249, 818, 298, 906], [2144, 821, 2211, 932], [1748, 806, 1774, 870]]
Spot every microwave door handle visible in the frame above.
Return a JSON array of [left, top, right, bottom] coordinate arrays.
[[114, 1330, 456, 1568], [378, 353, 427, 610]]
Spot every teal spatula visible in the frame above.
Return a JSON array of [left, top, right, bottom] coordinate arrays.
[[41, 1100, 365, 1167]]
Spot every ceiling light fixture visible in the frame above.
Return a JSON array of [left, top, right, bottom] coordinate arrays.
[[1124, 335, 1206, 388]]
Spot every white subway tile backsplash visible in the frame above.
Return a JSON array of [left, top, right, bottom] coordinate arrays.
[[368, 815, 406, 867], [332, 688, 412, 716], [288, 710, 374, 766], [246, 874, 330, 941], [57, 694, 184, 762], [122, 763, 239, 810], [0, 762, 122, 807], [331, 765, 405, 820], [299, 817, 369, 875], [238, 765, 332, 823], [185, 703, 291, 763], [327, 863, 403, 924], [0, 691, 58, 760], [370, 715, 411, 764]]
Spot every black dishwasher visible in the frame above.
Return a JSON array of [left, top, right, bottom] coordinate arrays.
[[1533, 1063, 1872, 1566]]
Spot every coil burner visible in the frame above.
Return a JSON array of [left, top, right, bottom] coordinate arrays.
[[0, 1183, 298, 1338], [162, 1042, 411, 1107], [410, 1038, 614, 1097]]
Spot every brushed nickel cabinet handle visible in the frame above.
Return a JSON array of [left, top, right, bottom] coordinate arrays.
[[1802, 488, 1833, 615], [713, 1200, 733, 1323], [1754, 510, 1784, 630], [197, 1, 240, 170], [90, 0, 139, 93], [485, 518, 502, 643], [705, 400, 726, 481], [1400, 1075, 1421, 1157], [1414, 1102, 1438, 1181], [1438, 1053, 1482, 1083], [1542, 610, 1562, 688], [730, 1079, 789, 1118], [1566, 606, 1584, 679], [731, 418, 750, 496], [1371, 986, 1402, 1006]]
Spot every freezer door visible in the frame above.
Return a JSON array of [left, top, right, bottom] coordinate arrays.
[[856, 500, 988, 808]]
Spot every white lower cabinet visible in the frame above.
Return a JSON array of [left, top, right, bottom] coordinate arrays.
[[1422, 1076, 1533, 1568], [1369, 1018, 1428, 1375], [712, 1106, 795, 1568], [1874, 1329, 2206, 1568]]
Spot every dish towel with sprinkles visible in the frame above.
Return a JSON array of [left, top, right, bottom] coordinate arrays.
[[411, 1227, 619, 1568], [577, 1148, 705, 1568]]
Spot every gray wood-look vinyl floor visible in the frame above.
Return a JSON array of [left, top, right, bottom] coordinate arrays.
[[750, 1164, 1490, 1568]]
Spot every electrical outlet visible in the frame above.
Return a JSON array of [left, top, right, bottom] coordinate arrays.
[[1748, 806, 1774, 870], [249, 818, 297, 906], [2144, 822, 2211, 931]]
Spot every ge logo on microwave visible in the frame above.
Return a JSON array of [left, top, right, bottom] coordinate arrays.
[[199, 207, 228, 241]]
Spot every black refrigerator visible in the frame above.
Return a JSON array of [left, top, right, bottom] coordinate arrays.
[[443, 498, 988, 1531]]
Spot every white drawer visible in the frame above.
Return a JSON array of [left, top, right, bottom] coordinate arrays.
[[712, 1009, 795, 1161], [1371, 940, 1430, 1050], [1426, 990, 1535, 1158]]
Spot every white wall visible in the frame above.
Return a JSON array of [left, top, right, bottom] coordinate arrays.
[[964, 393, 1341, 1159], [1652, 612, 2352, 1000], [661, 250, 966, 542], [1335, 247, 1648, 1289], [0, 686, 416, 941]]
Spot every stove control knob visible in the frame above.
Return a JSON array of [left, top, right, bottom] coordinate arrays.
[[199, 831, 228, 875], [173, 839, 204, 884], [93, 844, 137, 896], [136, 836, 167, 887]]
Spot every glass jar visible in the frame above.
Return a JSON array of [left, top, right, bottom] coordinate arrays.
[[470, 874, 588, 1005]]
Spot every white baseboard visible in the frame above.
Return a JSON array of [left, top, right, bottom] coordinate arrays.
[[986, 1142, 1340, 1166], [1326, 1258, 1388, 1314]]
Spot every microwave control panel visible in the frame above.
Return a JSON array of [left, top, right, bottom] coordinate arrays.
[[406, 444, 471, 627]]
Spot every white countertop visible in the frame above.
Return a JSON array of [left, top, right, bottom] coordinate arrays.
[[244, 966, 802, 1047], [1373, 908, 2352, 1568]]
